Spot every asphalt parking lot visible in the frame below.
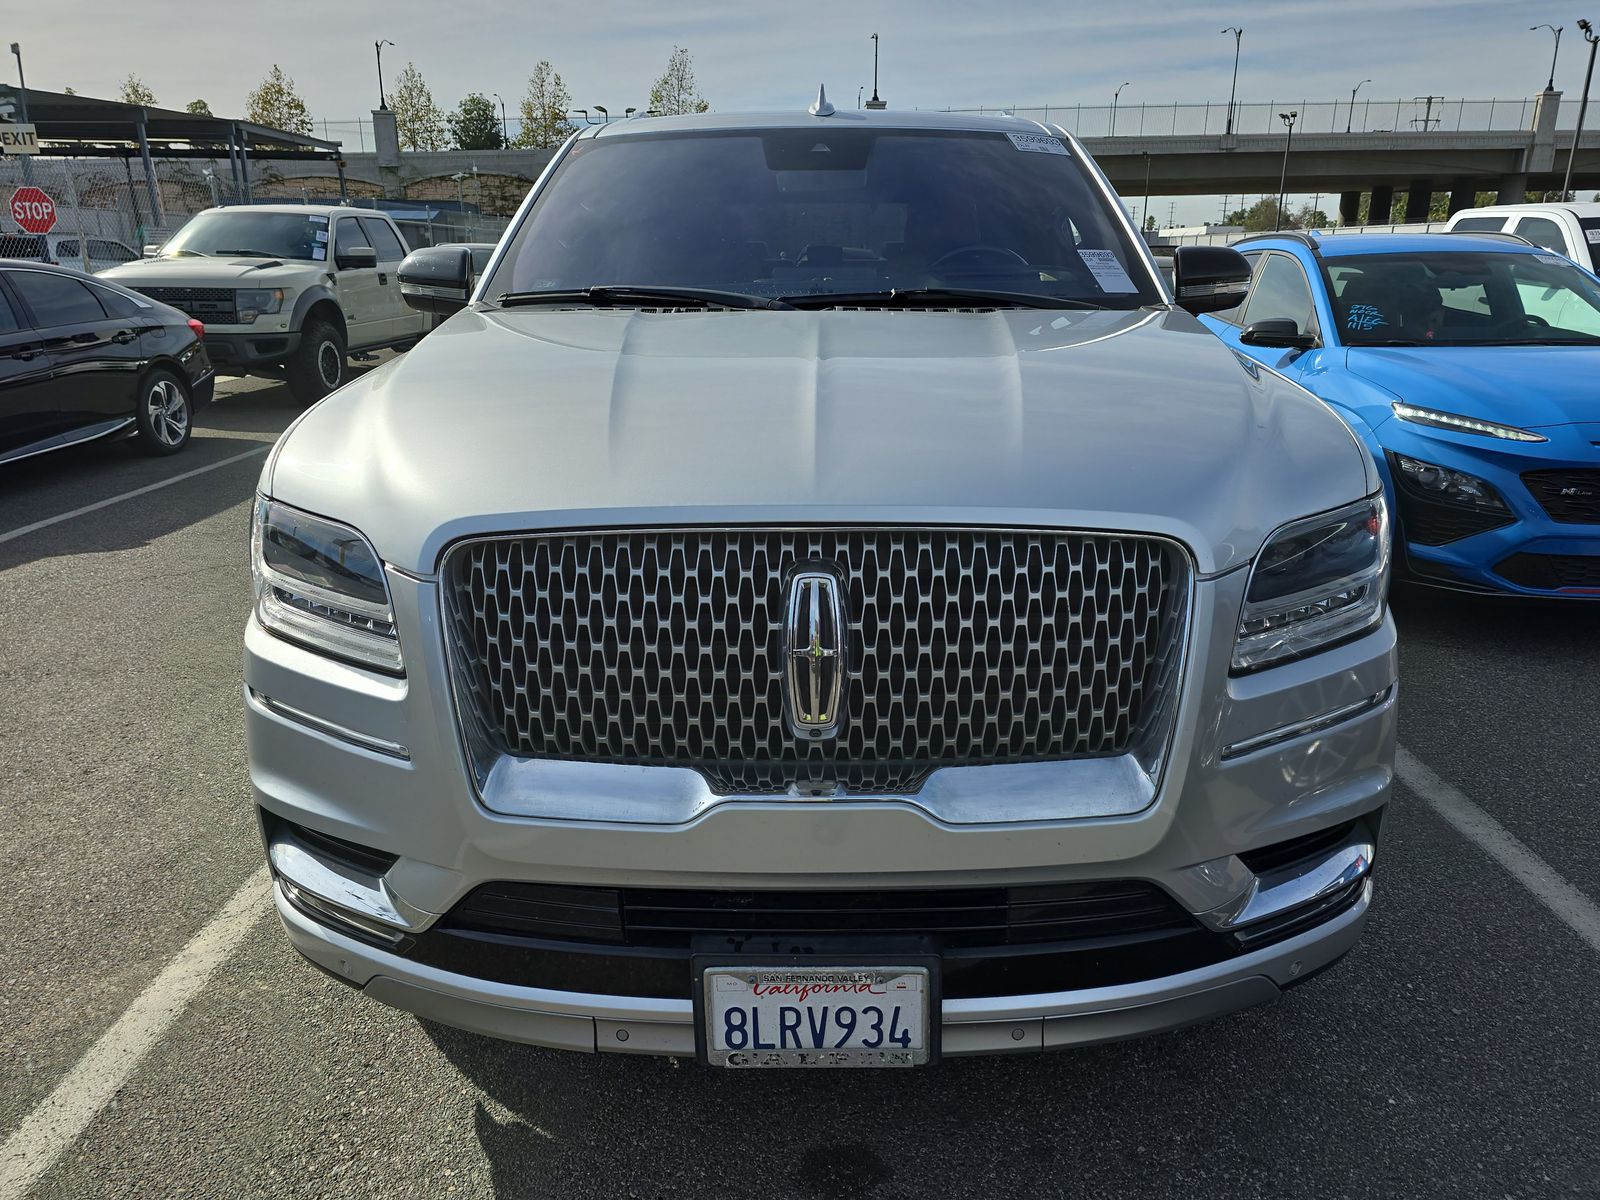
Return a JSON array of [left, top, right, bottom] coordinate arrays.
[[1, 372, 1598, 1200]]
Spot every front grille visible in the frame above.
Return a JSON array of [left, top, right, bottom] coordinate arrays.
[[132, 285, 237, 323], [443, 879, 1197, 950], [1495, 552, 1600, 591], [1522, 469, 1600, 524], [442, 528, 1187, 794]]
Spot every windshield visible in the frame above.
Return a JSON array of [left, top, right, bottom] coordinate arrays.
[[160, 211, 327, 260], [485, 127, 1161, 308], [1329, 250, 1600, 345], [1580, 218, 1600, 272]]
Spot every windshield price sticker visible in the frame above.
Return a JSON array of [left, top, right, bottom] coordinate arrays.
[[314, 229, 329, 242], [308, 214, 328, 225], [311, 246, 326, 260], [1007, 132, 1070, 155], [1078, 248, 1139, 294], [1536, 253, 1568, 265]]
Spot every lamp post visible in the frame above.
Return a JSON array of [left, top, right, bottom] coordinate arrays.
[[1221, 27, 1243, 135], [595, 105, 609, 123], [1275, 110, 1298, 230], [1346, 78, 1371, 133], [866, 33, 885, 108], [374, 39, 394, 109], [1563, 20, 1600, 201], [1532, 24, 1564, 91], [1142, 151, 1152, 232], [1111, 81, 1130, 136], [858, 86, 864, 109], [451, 171, 465, 212], [8, 42, 30, 183], [493, 92, 508, 146]]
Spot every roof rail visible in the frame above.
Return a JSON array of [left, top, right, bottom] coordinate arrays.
[[1445, 229, 1536, 246], [1232, 230, 1321, 254]]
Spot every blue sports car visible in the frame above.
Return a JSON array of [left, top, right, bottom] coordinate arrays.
[[1201, 232, 1600, 597]]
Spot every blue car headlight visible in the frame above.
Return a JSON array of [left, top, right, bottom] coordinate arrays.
[[1234, 494, 1391, 672], [1391, 453, 1508, 511]]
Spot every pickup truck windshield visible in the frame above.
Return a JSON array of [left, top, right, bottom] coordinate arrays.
[[487, 127, 1161, 308], [159, 211, 327, 261], [1330, 251, 1600, 345]]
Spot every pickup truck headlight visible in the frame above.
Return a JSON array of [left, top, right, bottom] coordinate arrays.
[[236, 287, 285, 325], [251, 498, 403, 674], [1233, 494, 1390, 672]]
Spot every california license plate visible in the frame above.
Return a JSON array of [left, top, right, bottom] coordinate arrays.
[[702, 965, 931, 1067]]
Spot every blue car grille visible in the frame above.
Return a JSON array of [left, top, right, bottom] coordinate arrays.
[[1495, 553, 1600, 592], [1522, 469, 1600, 524]]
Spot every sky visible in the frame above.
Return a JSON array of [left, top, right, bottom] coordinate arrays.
[[3, 0, 1587, 223]]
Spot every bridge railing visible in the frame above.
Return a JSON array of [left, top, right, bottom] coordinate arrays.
[[935, 98, 1544, 138]]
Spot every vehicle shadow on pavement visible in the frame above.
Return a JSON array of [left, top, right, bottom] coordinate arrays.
[[1390, 582, 1600, 648]]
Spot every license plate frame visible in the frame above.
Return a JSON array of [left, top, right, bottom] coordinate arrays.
[[692, 953, 940, 1069]]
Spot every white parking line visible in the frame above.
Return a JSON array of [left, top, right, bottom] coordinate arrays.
[[0, 867, 270, 1199], [0, 445, 269, 547], [1397, 745, 1600, 954]]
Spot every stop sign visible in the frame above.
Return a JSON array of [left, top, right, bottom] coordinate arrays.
[[10, 186, 57, 234]]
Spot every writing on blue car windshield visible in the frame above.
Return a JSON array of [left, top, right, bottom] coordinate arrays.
[[488, 128, 1160, 308], [1330, 251, 1600, 345]]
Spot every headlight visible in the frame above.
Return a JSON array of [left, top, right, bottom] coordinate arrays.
[[1391, 402, 1546, 443], [1391, 452, 1507, 511], [251, 498, 403, 674], [1234, 495, 1390, 672], [236, 287, 285, 324]]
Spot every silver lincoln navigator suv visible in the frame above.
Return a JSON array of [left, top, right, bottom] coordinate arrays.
[[247, 103, 1397, 1068]]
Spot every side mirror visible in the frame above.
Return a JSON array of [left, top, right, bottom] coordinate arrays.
[[1172, 245, 1252, 314], [1240, 318, 1319, 350], [397, 245, 474, 316], [335, 244, 378, 271], [142, 244, 161, 258]]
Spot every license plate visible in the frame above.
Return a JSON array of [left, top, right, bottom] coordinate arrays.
[[702, 965, 931, 1068]]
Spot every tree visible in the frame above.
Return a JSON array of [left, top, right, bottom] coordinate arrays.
[[245, 65, 313, 135], [515, 60, 574, 149], [119, 74, 156, 106], [1292, 204, 1330, 229], [186, 99, 213, 116], [391, 63, 447, 151], [1226, 198, 1292, 232], [649, 46, 709, 115], [449, 92, 503, 150]]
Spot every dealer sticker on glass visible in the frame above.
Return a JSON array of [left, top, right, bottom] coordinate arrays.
[[703, 966, 930, 1067]]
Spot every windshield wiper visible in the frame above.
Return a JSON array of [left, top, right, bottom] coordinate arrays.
[[1494, 336, 1600, 345], [782, 287, 1113, 310], [1353, 338, 1429, 346], [496, 286, 792, 311], [214, 249, 283, 258]]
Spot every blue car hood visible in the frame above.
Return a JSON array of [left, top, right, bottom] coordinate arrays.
[[1345, 346, 1600, 430]]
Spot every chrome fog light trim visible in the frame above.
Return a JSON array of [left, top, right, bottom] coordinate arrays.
[[1220, 684, 1394, 760], [249, 687, 410, 761]]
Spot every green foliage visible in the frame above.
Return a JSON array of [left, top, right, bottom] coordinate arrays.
[[515, 60, 574, 149], [245, 65, 313, 136], [391, 63, 447, 151], [186, 99, 212, 116], [118, 74, 156, 106], [449, 92, 503, 150], [649, 46, 709, 115]]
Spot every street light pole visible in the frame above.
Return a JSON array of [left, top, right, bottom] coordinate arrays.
[[8, 42, 31, 183], [1275, 110, 1298, 230], [1532, 24, 1564, 91], [374, 39, 394, 109], [1347, 78, 1371, 134], [866, 33, 885, 108], [493, 93, 508, 146], [1111, 81, 1130, 136], [1142, 151, 1152, 232], [1221, 27, 1243, 135], [1564, 20, 1599, 201]]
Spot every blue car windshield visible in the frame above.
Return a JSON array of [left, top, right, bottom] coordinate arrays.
[[486, 127, 1160, 308], [1329, 251, 1600, 345]]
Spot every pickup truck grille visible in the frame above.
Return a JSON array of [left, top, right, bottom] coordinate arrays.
[[442, 528, 1188, 795], [129, 286, 237, 324]]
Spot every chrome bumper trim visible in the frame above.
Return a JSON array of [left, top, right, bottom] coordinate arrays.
[[248, 686, 410, 761], [1221, 684, 1395, 760], [1198, 828, 1375, 933], [268, 821, 435, 936]]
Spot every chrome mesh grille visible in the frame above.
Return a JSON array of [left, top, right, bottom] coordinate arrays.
[[443, 529, 1187, 795]]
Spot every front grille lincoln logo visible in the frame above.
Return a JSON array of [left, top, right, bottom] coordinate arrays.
[[784, 570, 845, 738]]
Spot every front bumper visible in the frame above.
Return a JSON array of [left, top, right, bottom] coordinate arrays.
[[246, 559, 1397, 1056], [203, 330, 302, 372]]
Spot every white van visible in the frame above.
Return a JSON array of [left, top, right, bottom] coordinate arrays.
[[1444, 202, 1600, 271]]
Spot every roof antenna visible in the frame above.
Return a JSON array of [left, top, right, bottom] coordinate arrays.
[[809, 84, 835, 117]]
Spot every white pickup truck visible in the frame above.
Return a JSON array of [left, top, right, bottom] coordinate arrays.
[[1444, 202, 1600, 272], [101, 204, 427, 402]]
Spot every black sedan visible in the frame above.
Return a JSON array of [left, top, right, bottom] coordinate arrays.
[[0, 260, 214, 466]]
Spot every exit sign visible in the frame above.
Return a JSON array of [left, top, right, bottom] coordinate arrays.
[[0, 124, 40, 155]]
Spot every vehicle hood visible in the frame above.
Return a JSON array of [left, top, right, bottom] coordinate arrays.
[[266, 307, 1374, 576], [1344, 345, 1600, 429], [99, 257, 324, 288]]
